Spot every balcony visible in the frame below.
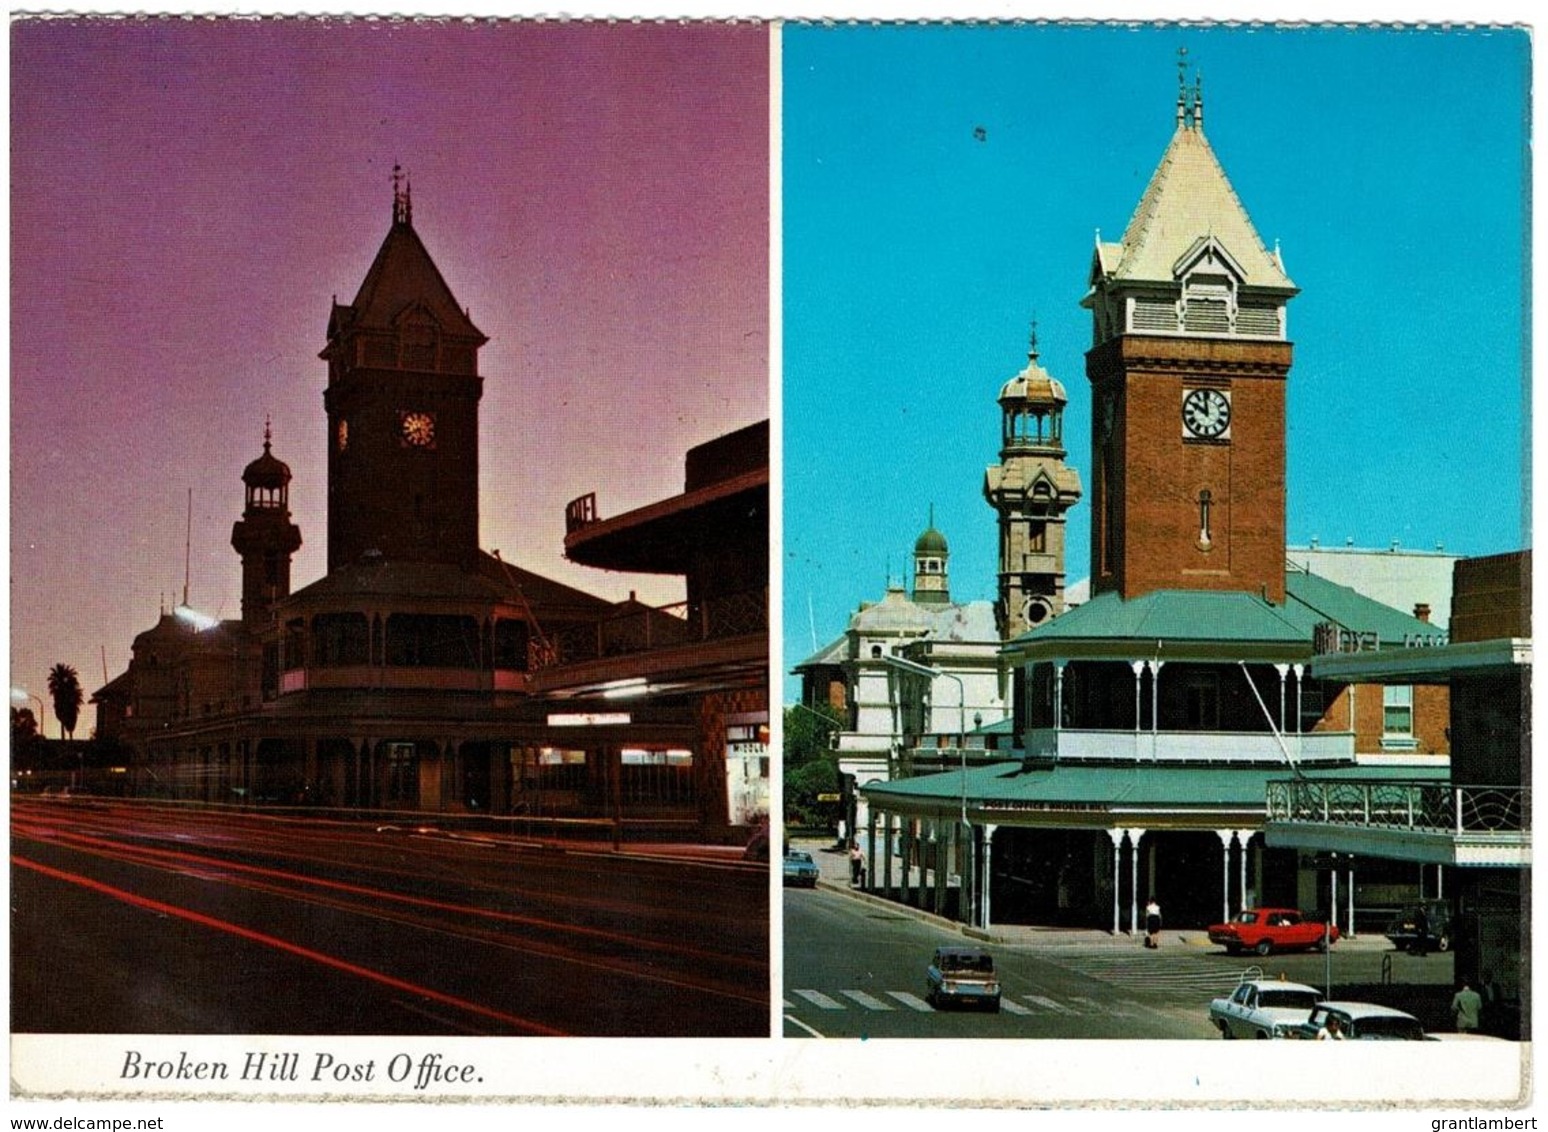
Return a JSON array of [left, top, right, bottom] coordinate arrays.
[[1020, 727, 1355, 765], [526, 589, 767, 696], [1265, 778, 1530, 867]]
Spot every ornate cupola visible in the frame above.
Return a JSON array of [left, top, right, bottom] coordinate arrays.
[[1083, 55, 1298, 604], [321, 166, 490, 572], [911, 511, 951, 605], [983, 325, 1083, 639], [231, 419, 303, 626]]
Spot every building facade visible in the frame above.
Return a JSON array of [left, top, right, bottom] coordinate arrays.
[[861, 70, 1454, 933], [95, 181, 767, 844]]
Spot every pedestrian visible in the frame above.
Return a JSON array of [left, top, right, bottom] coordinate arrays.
[[1451, 978, 1483, 1033], [1316, 1014, 1347, 1041], [1411, 904, 1430, 957], [1144, 898, 1162, 949], [849, 840, 863, 885]]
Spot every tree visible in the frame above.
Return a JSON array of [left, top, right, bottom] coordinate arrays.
[[11, 706, 38, 747], [46, 663, 83, 741], [783, 701, 844, 828]]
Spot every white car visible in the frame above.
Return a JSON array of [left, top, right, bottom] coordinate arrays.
[[1292, 1001, 1427, 1041], [1209, 977, 1322, 1039]]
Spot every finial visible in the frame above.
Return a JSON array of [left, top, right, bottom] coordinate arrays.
[[1028, 317, 1040, 362], [1194, 70, 1205, 130], [1176, 46, 1189, 125], [392, 162, 411, 226], [929, 502, 936, 530], [263, 414, 272, 454]]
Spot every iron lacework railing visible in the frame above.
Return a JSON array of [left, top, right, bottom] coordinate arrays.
[[533, 589, 767, 670], [1266, 779, 1527, 836]]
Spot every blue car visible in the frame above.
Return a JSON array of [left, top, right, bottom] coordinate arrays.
[[783, 850, 820, 887]]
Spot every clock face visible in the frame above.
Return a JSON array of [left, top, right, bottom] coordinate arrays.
[[336, 419, 349, 452], [400, 411, 436, 449], [1182, 387, 1232, 440]]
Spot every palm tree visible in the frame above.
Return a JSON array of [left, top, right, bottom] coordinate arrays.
[[46, 663, 83, 741]]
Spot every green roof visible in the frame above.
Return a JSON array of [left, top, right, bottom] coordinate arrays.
[[1003, 569, 1445, 661], [864, 758, 1450, 813]]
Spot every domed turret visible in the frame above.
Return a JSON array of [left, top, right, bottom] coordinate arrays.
[[231, 421, 302, 625], [983, 324, 1083, 640], [912, 508, 950, 606], [998, 327, 1068, 457], [242, 421, 293, 507]]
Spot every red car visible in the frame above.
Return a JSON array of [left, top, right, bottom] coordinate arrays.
[[1208, 907, 1340, 956]]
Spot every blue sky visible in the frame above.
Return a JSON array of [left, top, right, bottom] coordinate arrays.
[[781, 23, 1530, 699]]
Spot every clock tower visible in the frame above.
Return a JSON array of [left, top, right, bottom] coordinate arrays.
[[983, 328, 1083, 639], [1084, 67, 1298, 603], [322, 167, 489, 572]]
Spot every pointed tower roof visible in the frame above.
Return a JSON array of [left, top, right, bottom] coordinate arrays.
[[1096, 74, 1294, 293], [326, 166, 487, 345]]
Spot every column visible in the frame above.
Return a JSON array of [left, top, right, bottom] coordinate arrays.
[[1148, 660, 1165, 732], [1235, 830, 1253, 914], [1130, 661, 1145, 732], [1053, 662, 1065, 730], [1346, 864, 1356, 938], [883, 813, 896, 899], [1274, 663, 1289, 735], [980, 824, 998, 930], [1127, 828, 1147, 934], [1215, 829, 1234, 925], [866, 807, 878, 894], [1107, 829, 1125, 934]]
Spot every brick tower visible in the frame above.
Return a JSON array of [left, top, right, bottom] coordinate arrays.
[[1083, 64, 1299, 603], [321, 167, 489, 572]]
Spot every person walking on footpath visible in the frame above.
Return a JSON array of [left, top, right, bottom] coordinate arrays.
[[1451, 977, 1483, 1033], [1144, 898, 1162, 949], [849, 841, 863, 886]]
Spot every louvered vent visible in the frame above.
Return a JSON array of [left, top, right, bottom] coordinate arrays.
[[1237, 304, 1281, 337], [1132, 298, 1177, 331], [1184, 298, 1230, 333]]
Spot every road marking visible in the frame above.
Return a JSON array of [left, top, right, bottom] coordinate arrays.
[[998, 998, 1032, 1015], [886, 991, 934, 1012], [784, 1013, 826, 1038], [792, 989, 844, 1010], [781, 999, 796, 1009], [839, 989, 893, 1011], [1024, 994, 1077, 1014]]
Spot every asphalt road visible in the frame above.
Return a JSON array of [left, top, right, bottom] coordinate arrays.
[[783, 884, 1454, 1039], [11, 796, 768, 1036]]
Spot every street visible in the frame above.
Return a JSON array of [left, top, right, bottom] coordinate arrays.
[[784, 858, 1457, 1039], [11, 796, 768, 1036]]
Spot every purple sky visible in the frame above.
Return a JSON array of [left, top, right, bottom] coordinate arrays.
[[10, 18, 770, 734]]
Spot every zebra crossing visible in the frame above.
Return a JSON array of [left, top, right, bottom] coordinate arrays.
[[784, 987, 1149, 1017], [785, 949, 1246, 1018]]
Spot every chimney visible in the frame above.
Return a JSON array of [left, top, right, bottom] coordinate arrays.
[[1414, 603, 1432, 623]]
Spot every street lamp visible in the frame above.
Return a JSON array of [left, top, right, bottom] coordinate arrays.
[[11, 687, 46, 739]]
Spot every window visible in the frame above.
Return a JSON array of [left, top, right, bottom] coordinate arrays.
[[1383, 685, 1416, 747]]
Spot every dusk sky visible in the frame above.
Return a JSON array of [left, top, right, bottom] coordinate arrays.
[[9, 18, 769, 733], [783, 23, 1531, 697]]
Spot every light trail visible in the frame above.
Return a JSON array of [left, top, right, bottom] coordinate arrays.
[[12, 853, 568, 1037], [11, 816, 762, 973]]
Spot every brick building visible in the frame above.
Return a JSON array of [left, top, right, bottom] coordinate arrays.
[[94, 179, 767, 843], [860, 70, 1455, 932]]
